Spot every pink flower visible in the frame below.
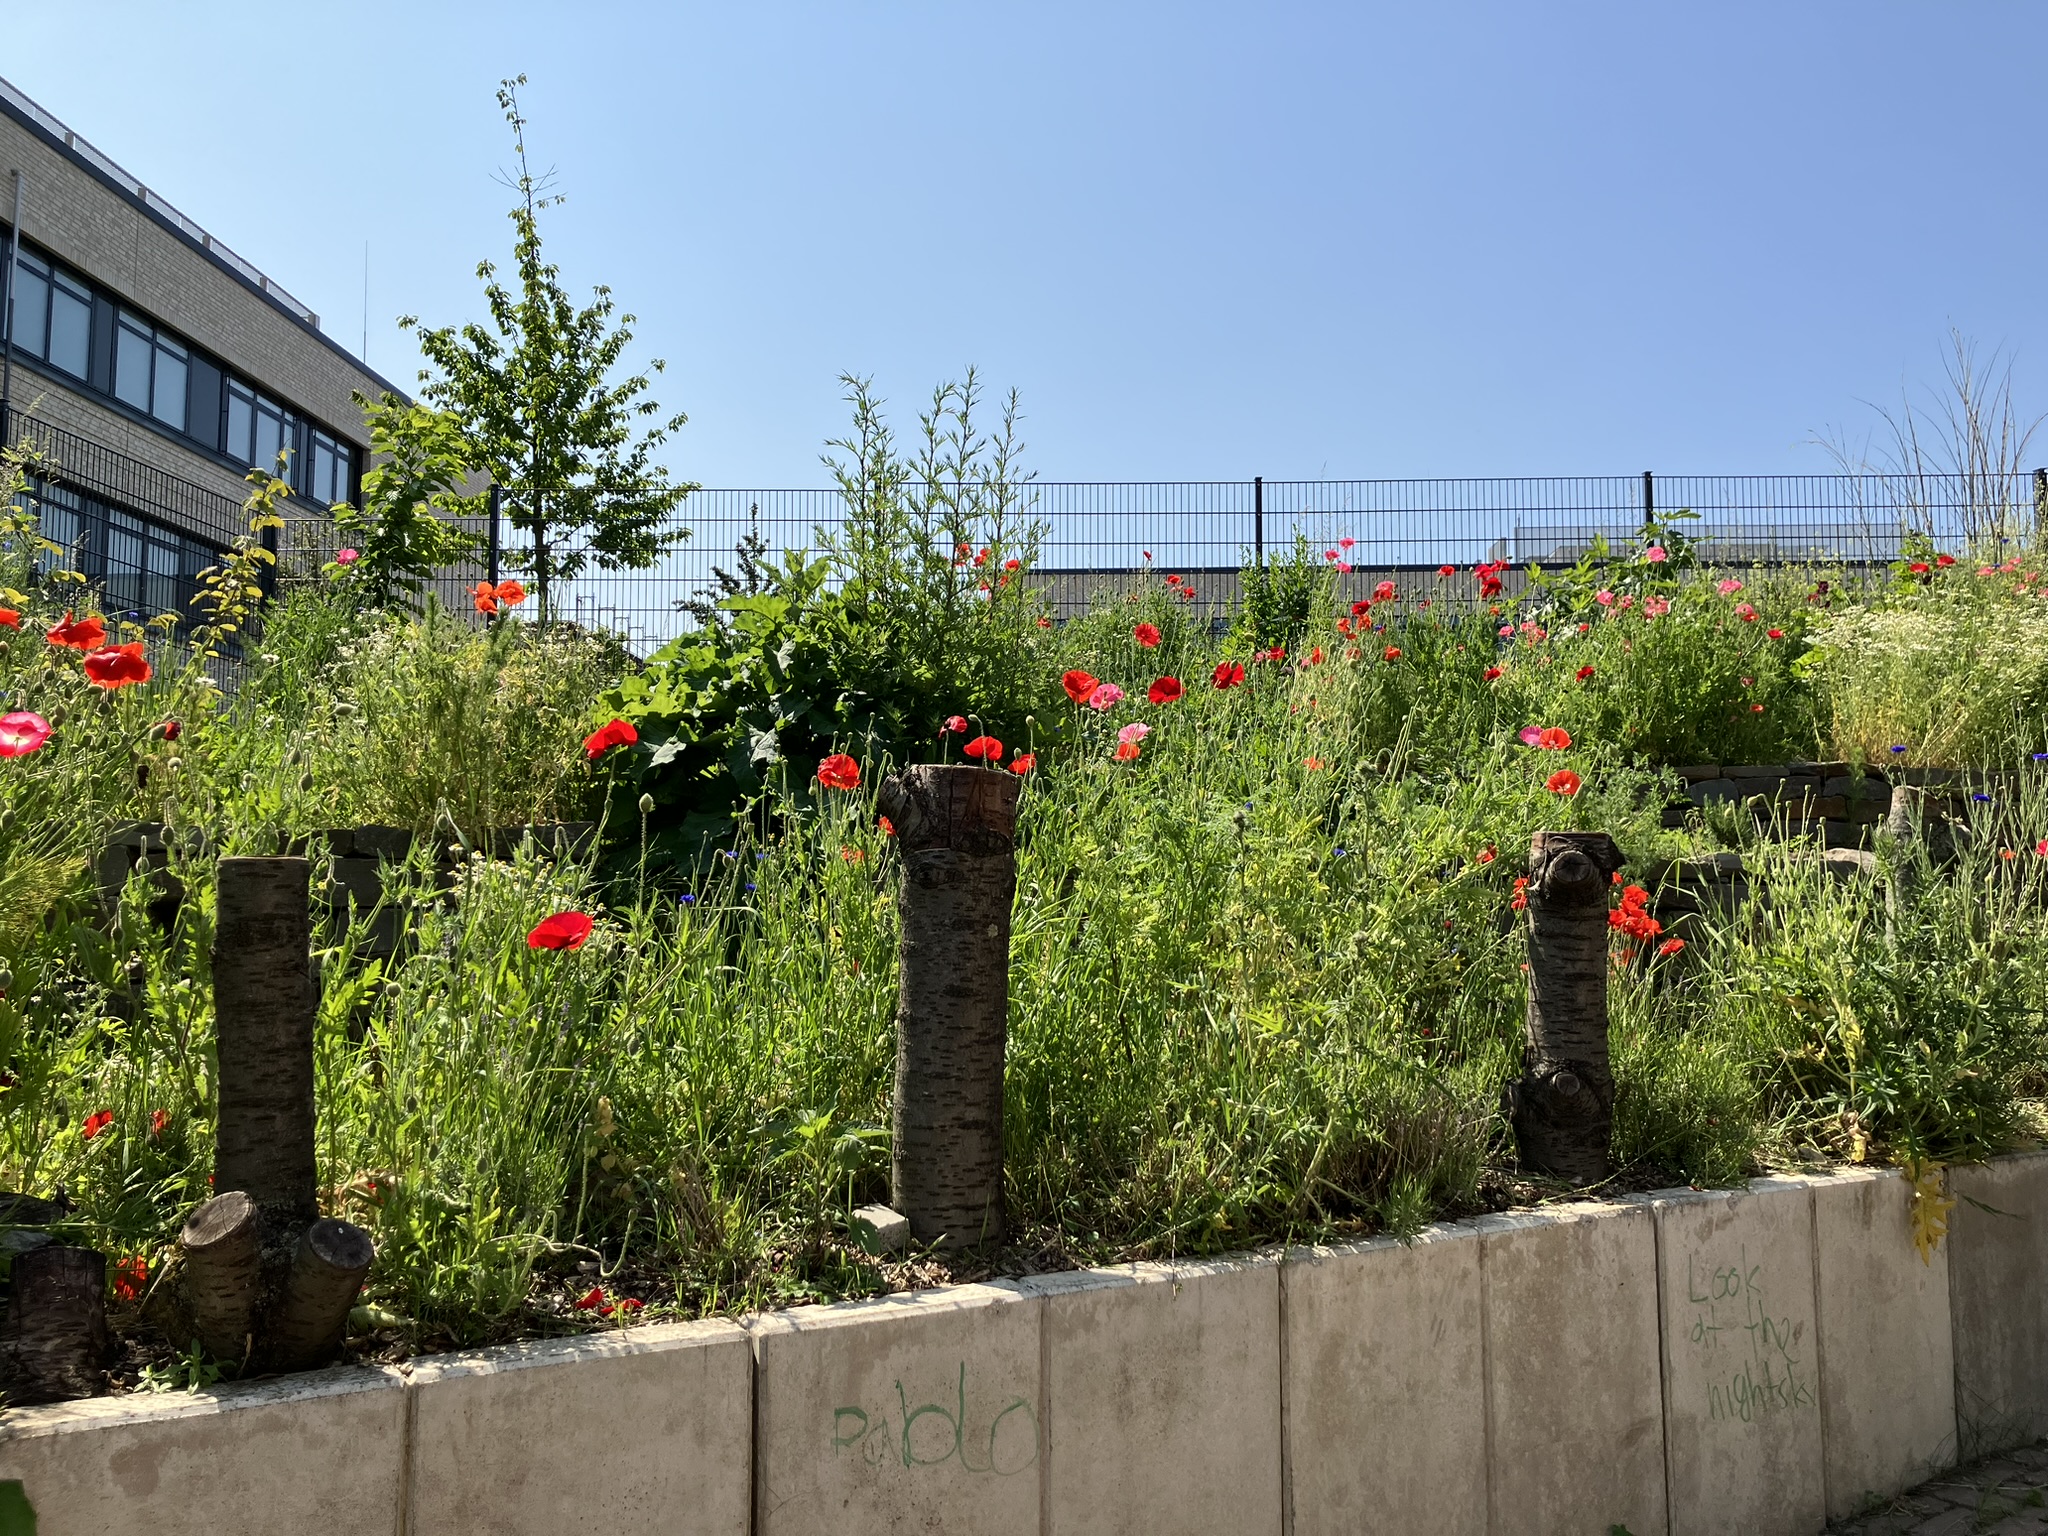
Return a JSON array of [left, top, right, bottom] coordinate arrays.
[[1644, 546, 1668, 563], [1644, 596, 1670, 618], [1518, 726, 1544, 747], [1735, 603, 1757, 622], [0, 711, 52, 757], [1717, 578, 1744, 596], [1086, 682, 1125, 710], [1594, 589, 1615, 606], [1116, 721, 1150, 747], [1498, 624, 1514, 637], [1339, 537, 1356, 549], [335, 547, 360, 566]]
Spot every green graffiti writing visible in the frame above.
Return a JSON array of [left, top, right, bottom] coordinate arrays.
[[831, 1361, 1038, 1476]]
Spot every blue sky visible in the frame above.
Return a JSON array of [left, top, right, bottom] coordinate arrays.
[[10, 3, 2046, 485]]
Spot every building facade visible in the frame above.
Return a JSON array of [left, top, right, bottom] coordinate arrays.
[[0, 74, 405, 623]]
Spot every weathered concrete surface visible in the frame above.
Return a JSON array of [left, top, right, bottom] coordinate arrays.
[[1281, 1224, 1486, 1535], [1949, 1151, 2048, 1458], [1008, 1255, 1282, 1536], [1809, 1168, 1956, 1517], [1649, 1180, 1824, 1536], [1481, 1202, 1667, 1536], [749, 1283, 1041, 1536], [0, 1365, 405, 1536], [407, 1318, 751, 1535]]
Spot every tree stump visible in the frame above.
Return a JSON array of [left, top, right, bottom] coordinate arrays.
[[1512, 830, 1624, 1184], [876, 763, 1023, 1252], [0, 1245, 110, 1402], [180, 1191, 262, 1363], [266, 1219, 376, 1372]]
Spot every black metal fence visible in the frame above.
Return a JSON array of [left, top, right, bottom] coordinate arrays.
[[280, 469, 2048, 656]]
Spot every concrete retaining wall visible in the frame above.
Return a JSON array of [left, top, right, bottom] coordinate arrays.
[[3, 1156, 2039, 1534]]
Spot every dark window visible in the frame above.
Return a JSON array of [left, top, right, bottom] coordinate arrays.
[[308, 429, 352, 506], [111, 310, 189, 432], [227, 381, 254, 463], [9, 252, 49, 358], [50, 269, 91, 378]]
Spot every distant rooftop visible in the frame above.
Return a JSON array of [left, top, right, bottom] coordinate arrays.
[[0, 73, 320, 330]]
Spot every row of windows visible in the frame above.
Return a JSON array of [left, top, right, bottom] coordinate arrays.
[[4, 243, 357, 504], [14, 477, 224, 626]]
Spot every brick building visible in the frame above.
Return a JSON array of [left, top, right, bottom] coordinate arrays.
[[0, 73, 405, 622]]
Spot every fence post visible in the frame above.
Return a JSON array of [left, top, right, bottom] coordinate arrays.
[[1511, 829, 1624, 1183], [877, 762, 1022, 1251], [487, 483, 502, 589], [1641, 469, 1654, 530], [1253, 475, 1264, 566], [2034, 467, 2046, 529]]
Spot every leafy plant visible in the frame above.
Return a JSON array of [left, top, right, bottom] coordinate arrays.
[[325, 396, 480, 613]]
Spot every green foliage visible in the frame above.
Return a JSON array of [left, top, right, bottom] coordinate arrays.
[[401, 77, 694, 620], [326, 396, 480, 613], [1236, 535, 1331, 653]]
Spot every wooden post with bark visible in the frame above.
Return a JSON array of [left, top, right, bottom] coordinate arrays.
[[876, 763, 1022, 1252], [176, 857, 374, 1374], [0, 1245, 111, 1402], [1512, 830, 1625, 1184]]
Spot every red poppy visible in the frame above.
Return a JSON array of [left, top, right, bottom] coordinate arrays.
[[1908, 562, 1930, 575], [1148, 676, 1184, 704], [1536, 727, 1572, 750], [1546, 769, 1583, 796], [1211, 661, 1245, 690], [1114, 740, 1142, 761], [83, 643, 152, 689], [46, 612, 106, 650], [963, 735, 1003, 761], [1483, 666, 1502, 681], [1309, 647, 1323, 665], [83, 1109, 114, 1140], [840, 846, 866, 863], [1009, 752, 1036, 775], [159, 718, 182, 741], [1062, 670, 1100, 705], [2037, 839, 2048, 858], [1350, 600, 1372, 618], [112, 1256, 148, 1303], [1511, 877, 1529, 912], [1133, 623, 1162, 648], [1936, 554, 1956, 568], [1766, 628, 1784, 640], [1303, 756, 1325, 771], [1180, 587, 1196, 601], [1657, 937, 1686, 956], [0, 711, 52, 757], [575, 1286, 606, 1310], [1165, 574, 1182, 586], [1036, 616, 1052, 628], [0, 609, 18, 628], [151, 1108, 170, 1137], [473, 581, 502, 615], [1382, 646, 1401, 662], [1004, 558, 1021, 571], [942, 715, 968, 734], [583, 718, 639, 761], [877, 815, 896, 838], [1438, 564, 1456, 577], [605, 1296, 643, 1318], [816, 753, 860, 790], [1477, 846, 1496, 864], [528, 911, 595, 950], [1336, 618, 1354, 637], [1575, 665, 1595, 682], [1372, 580, 1397, 603]]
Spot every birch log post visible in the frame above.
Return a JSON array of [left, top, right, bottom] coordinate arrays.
[[0, 1245, 110, 1402], [1512, 830, 1625, 1183], [876, 762, 1022, 1252]]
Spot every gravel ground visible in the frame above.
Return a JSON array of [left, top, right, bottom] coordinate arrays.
[[1828, 1439, 2048, 1534]]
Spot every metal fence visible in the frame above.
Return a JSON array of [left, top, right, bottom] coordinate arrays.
[[280, 468, 2048, 656]]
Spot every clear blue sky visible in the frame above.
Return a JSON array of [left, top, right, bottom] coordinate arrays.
[[10, 3, 2045, 485]]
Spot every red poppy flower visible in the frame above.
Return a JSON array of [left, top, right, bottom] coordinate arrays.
[[1350, 600, 1372, 618], [159, 718, 181, 741], [83, 643, 152, 689], [878, 815, 896, 838], [2037, 839, 2048, 858], [1477, 846, 1496, 864], [816, 753, 861, 790], [583, 718, 639, 761], [1339, 537, 1356, 549], [1484, 666, 1502, 681], [1536, 727, 1572, 751], [1004, 558, 1021, 571], [494, 580, 528, 607], [1148, 676, 1184, 704], [1133, 623, 1162, 648], [840, 846, 866, 863], [942, 715, 968, 734], [1303, 756, 1325, 771], [1373, 580, 1397, 603], [963, 736, 1003, 761], [528, 911, 595, 950], [1908, 562, 1930, 575], [1575, 665, 1595, 682], [1657, 937, 1686, 957], [1767, 628, 1784, 640], [1309, 647, 1323, 665], [1062, 670, 1100, 705], [1546, 769, 1583, 796], [473, 581, 502, 615], [1336, 618, 1354, 637], [575, 1286, 606, 1310], [1382, 646, 1401, 662], [1438, 564, 1456, 577], [46, 612, 106, 650], [1165, 574, 1181, 586], [112, 1255, 148, 1303], [83, 1109, 114, 1140], [1211, 661, 1245, 690], [0, 609, 18, 628], [1936, 554, 1956, 568], [1009, 753, 1036, 775], [1511, 877, 1529, 912], [1114, 740, 1142, 761], [605, 1296, 643, 1318], [0, 711, 52, 757], [1036, 616, 1052, 628], [151, 1109, 170, 1137], [1180, 587, 1196, 601]]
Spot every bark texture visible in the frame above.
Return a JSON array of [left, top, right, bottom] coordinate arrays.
[[876, 763, 1022, 1252], [213, 857, 318, 1224], [0, 1244, 110, 1402], [1513, 830, 1624, 1184], [264, 1219, 374, 1372], [179, 1191, 262, 1362]]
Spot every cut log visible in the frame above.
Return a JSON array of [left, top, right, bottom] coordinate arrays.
[[212, 857, 318, 1225], [0, 1244, 110, 1403], [264, 1218, 374, 1372], [1512, 830, 1625, 1184], [179, 1191, 262, 1363], [876, 762, 1022, 1252]]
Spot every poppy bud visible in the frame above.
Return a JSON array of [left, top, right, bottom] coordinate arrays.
[[297, 772, 314, 792], [0, 809, 12, 831], [286, 748, 302, 767], [0, 967, 13, 993], [638, 793, 655, 815]]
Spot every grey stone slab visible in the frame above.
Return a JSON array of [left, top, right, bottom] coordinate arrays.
[[1809, 1169, 1957, 1518], [750, 1283, 1042, 1536], [1481, 1202, 1667, 1536], [1652, 1181, 1826, 1536], [1009, 1255, 1282, 1536], [1951, 1154, 2048, 1458], [407, 1317, 752, 1536], [0, 1365, 406, 1536], [1281, 1224, 1485, 1535], [1689, 778, 1744, 803]]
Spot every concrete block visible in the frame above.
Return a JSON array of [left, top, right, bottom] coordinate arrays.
[[1728, 763, 1791, 780], [1688, 778, 1743, 804], [1650, 1181, 1825, 1536], [851, 1204, 910, 1256], [1808, 1169, 1956, 1516], [0, 1365, 406, 1536], [1674, 764, 1724, 782], [1481, 1203, 1666, 1536], [751, 1283, 1042, 1536], [407, 1317, 751, 1536], [1011, 1255, 1282, 1536], [1282, 1225, 1485, 1535], [1949, 1152, 2048, 1457]]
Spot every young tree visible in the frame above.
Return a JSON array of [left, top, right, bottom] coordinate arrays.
[[400, 76, 692, 621], [326, 395, 479, 614]]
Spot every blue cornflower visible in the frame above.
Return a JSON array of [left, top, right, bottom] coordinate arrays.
[[1973, 793, 1992, 803], [1889, 745, 1908, 755], [718, 849, 740, 861], [1332, 847, 1348, 858], [678, 892, 697, 906], [744, 882, 757, 893]]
